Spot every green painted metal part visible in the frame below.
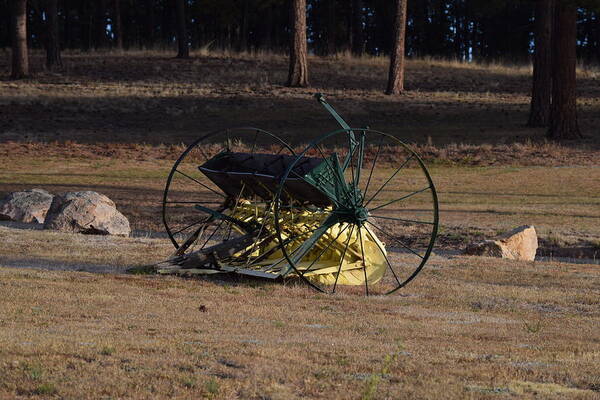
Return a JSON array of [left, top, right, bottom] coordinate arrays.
[[273, 126, 440, 295], [315, 93, 360, 173], [161, 95, 439, 294], [194, 95, 370, 237]]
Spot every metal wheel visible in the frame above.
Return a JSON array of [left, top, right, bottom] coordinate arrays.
[[162, 128, 295, 264], [273, 128, 439, 295]]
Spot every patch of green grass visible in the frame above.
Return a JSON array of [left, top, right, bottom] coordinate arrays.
[[335, 355, 350, 367], [182, 376, 196, 389], [23, 363, 44, 380], [204, 378, 219, 397], [523, 320, 542, 334], [361, 342, 403, 400], [32, 383, 58, 396], [100, 346, 116, 356]]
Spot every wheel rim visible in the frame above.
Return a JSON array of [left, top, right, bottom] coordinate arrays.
[[162, 127, 294, 255], [274, 128, 439, 295]]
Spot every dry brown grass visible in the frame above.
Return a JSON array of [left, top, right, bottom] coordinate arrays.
[[0, 225, 170, 269], [0, 138, 597, 168], [1, 49, 599, 397], [1, 154, 598, 246], [0, 226, 599, 398]]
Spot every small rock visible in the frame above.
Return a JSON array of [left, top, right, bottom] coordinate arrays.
[[0, 189, 54, 223], [43, 191, 130, 236], [464, 225, 538, 261]]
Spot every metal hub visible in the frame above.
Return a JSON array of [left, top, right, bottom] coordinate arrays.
[[354, 206, 369, 224]]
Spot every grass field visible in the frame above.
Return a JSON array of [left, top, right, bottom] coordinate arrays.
[[1, 50, 599, 398], [1, 235, 599, 399], [1, 154, 598, 247], [0, 154, 599, 398]]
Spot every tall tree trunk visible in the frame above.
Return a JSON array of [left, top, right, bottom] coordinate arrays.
[[239, 0, 248, 51], [386, 0, 407, 95], [63, 1, 71, 48], [287, 0, 308, 87], [45, 0, 62, 69], [351, 0, 363, 56], [548, 1, 582, 139], [528, 0, 553, 127], [326, 0, 336, 56], [175, 0, 189, 58], [143, 2, 155, 48], [10, 0, 28, 79], [93, 0, 107, 49], [114, 0, 123, 50], [79, 1, 92, 51]]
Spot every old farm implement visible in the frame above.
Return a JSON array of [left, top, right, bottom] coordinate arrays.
[[158, 95, 438, 295]]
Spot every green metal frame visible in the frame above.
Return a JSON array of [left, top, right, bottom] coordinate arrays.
[[162, 96, 439, 294], [273, 124, 440, 294]]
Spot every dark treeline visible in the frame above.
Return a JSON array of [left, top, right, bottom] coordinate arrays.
[[1, 0, 600, 63], [2, 0, 598, 140]]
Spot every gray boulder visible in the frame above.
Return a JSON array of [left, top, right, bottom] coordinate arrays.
[[0, 189, 54, 224], [43, 191, 130, 236]]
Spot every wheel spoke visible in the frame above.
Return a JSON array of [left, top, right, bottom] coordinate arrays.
[[171, 218, 210, 236], [349, 141, 357, 201], [357, 226, 369, 296], [245, 205, 274, 267], [362, 136, 383, 201], [253, 233, 301, 268], [275, 144, 287, 155], [354, 131, 365, 193], [369, 214, 434, 225], [250, 130, 259, 154], [363, 224, 402, 288], [333, 224, 355, 293], [368, 186, 432, 213], [300, 223, 351, 277], [290, 168, 338, 193], [200, 218, 226, 250], [265, 230, 315, 270], [366, 221, 424, 259], [364, 153, 415, 208], [175, 169, 226, 199], [224, 184, 247, 243]]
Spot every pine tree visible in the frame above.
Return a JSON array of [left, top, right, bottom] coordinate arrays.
[[548, 1, 582, 139], [528, 0, 553, 127], [45, 0, 63, 69], [386, 0, 408, 95], [287, 0, 309, 87], [176, 0, 189, 58], [10, 0, 28, 79]]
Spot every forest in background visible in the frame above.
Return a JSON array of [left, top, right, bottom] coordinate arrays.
[[3, 0, 600, 141], [1, 0, 600, 63]]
